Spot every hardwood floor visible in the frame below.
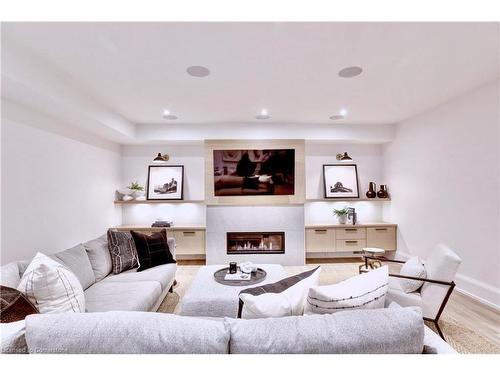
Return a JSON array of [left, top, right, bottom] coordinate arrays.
[[444, 291, 500, 346]]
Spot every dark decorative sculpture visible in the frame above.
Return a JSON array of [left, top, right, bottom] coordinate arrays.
[[366, 182, 377, 198], [377, 184, 389, 198]]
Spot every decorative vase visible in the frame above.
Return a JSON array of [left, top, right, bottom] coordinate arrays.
[[131, 190, 145, 199], [366, 182, 377, 198], [377, 185, 388, 198], [337, 214, 348, 224]]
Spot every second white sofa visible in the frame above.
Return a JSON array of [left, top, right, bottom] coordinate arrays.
[[0, 233, 177, 313]]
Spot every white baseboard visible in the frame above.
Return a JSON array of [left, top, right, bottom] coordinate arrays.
[[395, 250, 500, 311], [454, 273, 500, 312]]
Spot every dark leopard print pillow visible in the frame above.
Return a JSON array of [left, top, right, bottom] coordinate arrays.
[[0, 285, 39, 323]]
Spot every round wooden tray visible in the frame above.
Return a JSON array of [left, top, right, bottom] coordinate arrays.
[[213, 267, 267, 286]]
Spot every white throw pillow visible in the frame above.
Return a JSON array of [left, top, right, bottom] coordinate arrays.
[[239, 266, 321, 319], [305, 266, 388, 314], [399, 256, 427, 293], [17, 252, 85, 313]]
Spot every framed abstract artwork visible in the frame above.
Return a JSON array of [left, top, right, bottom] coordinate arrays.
[[147, 165, 184, 200], [323, 164, 359, 199]]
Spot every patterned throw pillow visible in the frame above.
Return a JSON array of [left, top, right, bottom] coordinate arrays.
[[0, 285, 38, 323], [130, 230, 176, 272], [238, 267, 321, 319], [17, 252, 85, 313], [399, 256, 427, 293], [305, 266, 388, 314], [107, 230, 139, 274]]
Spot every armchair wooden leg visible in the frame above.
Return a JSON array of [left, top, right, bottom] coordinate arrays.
[[168, 280, 178, 293], [434, 321, 445, 341], [424, 318, 446, 342]]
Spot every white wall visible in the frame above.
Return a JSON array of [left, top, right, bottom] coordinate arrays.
[[1, 113, 122, 264], [305, 142, 386, 224], [120, 143, 206, 226], [382, 81, 500, 307]]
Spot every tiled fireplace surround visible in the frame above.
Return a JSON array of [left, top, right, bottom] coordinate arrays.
[[206, 205, 305, 266]]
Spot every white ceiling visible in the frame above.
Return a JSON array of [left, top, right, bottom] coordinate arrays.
[[2, 22, 499, 141]]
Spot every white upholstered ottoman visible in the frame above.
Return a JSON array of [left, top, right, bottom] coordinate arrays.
[[180, 264, 287, 318]]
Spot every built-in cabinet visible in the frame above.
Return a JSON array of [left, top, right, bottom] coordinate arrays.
[[113, 222, 395, 261], [305, 223, 396, 257], [171, 229, 206, 258]]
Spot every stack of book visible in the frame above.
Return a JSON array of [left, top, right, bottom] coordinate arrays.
[[151, 220, 172, 227]]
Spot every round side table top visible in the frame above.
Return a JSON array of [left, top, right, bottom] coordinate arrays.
[[362, 247, 385, 256], [213, 267, 267, 286]]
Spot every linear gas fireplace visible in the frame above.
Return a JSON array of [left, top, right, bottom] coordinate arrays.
[[226, 232, 285, 255]]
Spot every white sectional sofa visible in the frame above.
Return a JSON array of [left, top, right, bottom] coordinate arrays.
[[13, 306, 455, 354], [0, 234, 177, 313], [1, 235, 455, 354]]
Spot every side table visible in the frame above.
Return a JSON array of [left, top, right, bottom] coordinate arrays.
[[359, 247, 386, 273]]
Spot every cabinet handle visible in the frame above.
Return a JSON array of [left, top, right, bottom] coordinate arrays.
[[314, 229, 327, 234], [375, 228, 388, 231], [345, 229, 357, 232], [183, 231, 196, 236], [345, 240, 358, 245]]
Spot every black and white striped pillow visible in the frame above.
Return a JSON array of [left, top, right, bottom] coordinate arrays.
[[107, 230, 139, 274], [305, 266, 388, 314], [238, 266, 321, 319]]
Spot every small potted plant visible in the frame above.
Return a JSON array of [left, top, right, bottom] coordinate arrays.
[[127, 181, 145, 199], [333, 207, 350, 224]]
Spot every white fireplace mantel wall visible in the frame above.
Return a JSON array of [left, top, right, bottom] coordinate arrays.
[[206, 205, 305, 266]]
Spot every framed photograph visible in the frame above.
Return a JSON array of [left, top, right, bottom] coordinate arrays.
[[213, 148, 295, 196], [323, 164, 359, 199], [147, 165, 184, 200]]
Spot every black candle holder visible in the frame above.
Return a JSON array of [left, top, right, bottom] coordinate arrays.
[[229, 262, 237, 274]]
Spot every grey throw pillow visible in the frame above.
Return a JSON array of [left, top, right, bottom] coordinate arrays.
[[107, 230, 139, 274], [399, 256, 427, 293]]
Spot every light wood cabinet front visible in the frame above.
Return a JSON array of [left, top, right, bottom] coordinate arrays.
[[335, 227, 367, 240], [306, 228, 335, 252], [366, 227, 396, 250], [335, 239, 367, 252], [305, 224, 397, 258], [172, 230, 206, 255]]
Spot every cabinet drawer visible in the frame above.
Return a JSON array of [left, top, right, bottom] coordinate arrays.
[[172, 230, 206, 255], [335, 227, 366, 239], [335, 239, 367, 252], [366, 227, 396, 251], [306, 229, 335, 252]]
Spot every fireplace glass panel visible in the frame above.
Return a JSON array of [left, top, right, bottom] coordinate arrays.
[[226, 232, 285, 254]]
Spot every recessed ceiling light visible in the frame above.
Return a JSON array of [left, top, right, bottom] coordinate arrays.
[[330, 108, 348, 120], [338, 66, 363, 78], [255, 108, 271, 120], [186, 65, 210, 77], [162, 109, 178, 120], [329, 114, 344, 120]]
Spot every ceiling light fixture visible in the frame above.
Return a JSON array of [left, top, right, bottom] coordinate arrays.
[[255, 108, 271, 120], [329, 115, 344, 120], [338, 66, 363, 78], [186, 65, 211, 77], [162, 109, 178, 120], [336, 152, 353, 161], [330, 109, 347, 121]]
